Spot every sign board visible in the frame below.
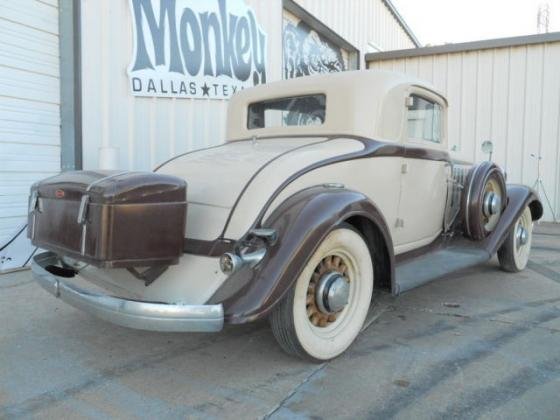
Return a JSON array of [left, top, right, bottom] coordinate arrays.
[[128, 0, 267, 99]]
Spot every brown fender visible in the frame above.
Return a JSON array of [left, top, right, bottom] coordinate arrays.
[[482, 184, 542, 254], [208, 186, 394, 324]]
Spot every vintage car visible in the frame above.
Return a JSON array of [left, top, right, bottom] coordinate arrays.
[[29, 70, 543, 361]]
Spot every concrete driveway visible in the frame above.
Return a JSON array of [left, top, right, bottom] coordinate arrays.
[[1, 225, 559, 419]]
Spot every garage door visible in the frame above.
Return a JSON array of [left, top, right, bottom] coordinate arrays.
[[0, 0, 60, 270]]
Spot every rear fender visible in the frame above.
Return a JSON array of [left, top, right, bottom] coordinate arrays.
[[209, 186, 394, 324]]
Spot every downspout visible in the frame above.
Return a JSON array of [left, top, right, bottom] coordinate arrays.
[[59, 0, 83, 171]]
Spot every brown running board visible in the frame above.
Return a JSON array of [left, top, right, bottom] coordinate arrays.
[[394, 246, 490, 294]]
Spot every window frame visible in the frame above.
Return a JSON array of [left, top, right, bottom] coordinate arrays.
[[403, 87, 448, 150], [406, 94, 444, 144], [246, 93, 327, 130]]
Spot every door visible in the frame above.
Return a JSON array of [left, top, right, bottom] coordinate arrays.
[[394, 92, 450, 254], [0, 0, 60, 270]]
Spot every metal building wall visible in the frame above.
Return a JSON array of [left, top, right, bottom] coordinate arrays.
[[296, 0, 416, 58], [80, 0, 283, 171], [368, 41, 560, 222], [0, 0, 60, 247], [80, 0, 415, 172]]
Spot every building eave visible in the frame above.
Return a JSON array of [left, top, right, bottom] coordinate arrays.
[[381, 0, 422, 48], [366, 31, 560, 62]]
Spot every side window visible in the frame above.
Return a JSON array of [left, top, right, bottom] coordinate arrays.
[[407, 95, 442, 143]]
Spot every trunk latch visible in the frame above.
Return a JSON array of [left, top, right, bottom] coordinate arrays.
[[28, 191, 41, 214], [77, 195, 90, 224]]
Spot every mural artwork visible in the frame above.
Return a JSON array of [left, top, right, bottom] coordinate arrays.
[[283, 11, 348, 79]]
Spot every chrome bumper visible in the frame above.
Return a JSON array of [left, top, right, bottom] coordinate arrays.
[[31, 252, 224, 332]]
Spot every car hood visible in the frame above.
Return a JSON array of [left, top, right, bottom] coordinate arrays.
[[157, 137, 364, 241]]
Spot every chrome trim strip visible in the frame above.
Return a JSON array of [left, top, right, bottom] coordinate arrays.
[[32, 252, 224, 332], [76, 171, 129, 257]]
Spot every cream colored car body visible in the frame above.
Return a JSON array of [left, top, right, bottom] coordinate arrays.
[[81, 70, 451, 304]]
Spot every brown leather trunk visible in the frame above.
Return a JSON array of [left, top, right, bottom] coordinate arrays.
[[28, 170, 187, 268]]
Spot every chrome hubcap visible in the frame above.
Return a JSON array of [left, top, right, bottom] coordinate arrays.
[[307, 254, 351, 328], [483, 191, 501, 217], [516, 225, 528, 248], [316, 272, 350, 314]]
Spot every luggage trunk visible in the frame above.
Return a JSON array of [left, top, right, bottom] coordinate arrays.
[[28, 170, 187, 268]]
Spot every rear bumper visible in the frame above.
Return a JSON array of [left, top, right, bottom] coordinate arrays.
[[31, 252, 224, 332]]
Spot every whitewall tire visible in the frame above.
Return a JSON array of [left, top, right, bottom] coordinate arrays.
[[270, 225, 374, 361], [498, 206, 533, 272]]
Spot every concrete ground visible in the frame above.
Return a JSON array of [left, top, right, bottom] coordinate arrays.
[[1, 225, 559, 420]]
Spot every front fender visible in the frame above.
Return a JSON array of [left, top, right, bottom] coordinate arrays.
[[208, 186, 393, 324], [482, 184, 542, 254]]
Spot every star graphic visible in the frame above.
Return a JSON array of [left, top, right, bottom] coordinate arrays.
[[201, 83, 210, 96]]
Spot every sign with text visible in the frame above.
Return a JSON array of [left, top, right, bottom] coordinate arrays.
[[128, 0, 267, 99]]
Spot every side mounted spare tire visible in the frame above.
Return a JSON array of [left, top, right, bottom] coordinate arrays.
[[463, 161, 507, 240]]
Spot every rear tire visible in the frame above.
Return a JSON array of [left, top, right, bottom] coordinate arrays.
[[498, 206, 533, 272], [270, 225, 373, 362]]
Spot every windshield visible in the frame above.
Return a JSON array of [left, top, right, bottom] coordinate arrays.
[[247, 94, 326, 129]]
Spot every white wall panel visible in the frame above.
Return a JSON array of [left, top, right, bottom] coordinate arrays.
[[80, 0, 283, 171], [0, 0, 60, 247], [368, 41, 560, 221]]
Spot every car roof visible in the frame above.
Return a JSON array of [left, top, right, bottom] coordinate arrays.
[[226, 70, 447, 142]]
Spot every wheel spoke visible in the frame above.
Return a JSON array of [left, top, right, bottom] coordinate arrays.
[[332, 256, 341, 268], [310, 313, 321, 326]]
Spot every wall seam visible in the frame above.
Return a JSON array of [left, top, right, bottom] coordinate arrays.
[[504, 47, 511, 173], [489, 49, 495, 147], [520, 46, 529, 183], [473, 51, 479, 162]]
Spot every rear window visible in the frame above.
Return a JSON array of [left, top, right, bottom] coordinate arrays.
[[247, 94, 326, 129]]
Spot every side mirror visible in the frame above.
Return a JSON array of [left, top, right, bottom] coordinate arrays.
[[481, 140, 494, 161]]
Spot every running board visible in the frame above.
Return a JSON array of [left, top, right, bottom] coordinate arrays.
[[394, 247, 490, 294]]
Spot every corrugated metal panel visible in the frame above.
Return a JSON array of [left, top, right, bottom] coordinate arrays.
[[295, 0, 416, 61], [0, 0, 60, 246], [368, 42, 560, 222]]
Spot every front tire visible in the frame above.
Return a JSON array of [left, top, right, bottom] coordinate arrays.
[[270, 225, 373, 362], [498, 206, 533, 272]]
